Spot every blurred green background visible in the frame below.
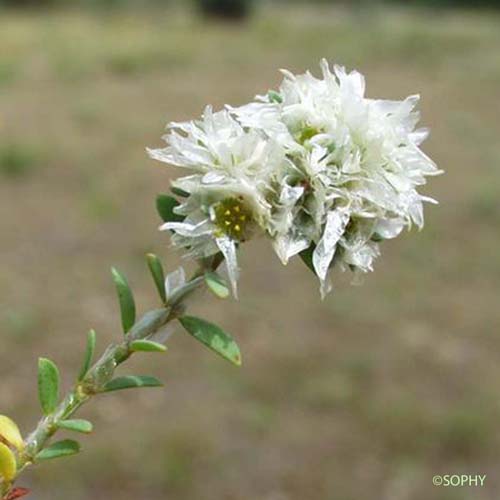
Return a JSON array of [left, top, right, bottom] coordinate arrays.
[[1, 1, 500, 499]]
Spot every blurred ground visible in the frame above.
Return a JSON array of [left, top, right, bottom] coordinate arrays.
[[1, 3, 500, 500]]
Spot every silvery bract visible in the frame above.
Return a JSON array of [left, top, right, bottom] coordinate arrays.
[[149, 60, 441, 297]]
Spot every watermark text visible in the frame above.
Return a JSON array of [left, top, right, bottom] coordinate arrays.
[[433, 474, 486, 487]]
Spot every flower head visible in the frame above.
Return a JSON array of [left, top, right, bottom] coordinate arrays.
[[149, 61, 441, 297], [148, 106, 285, 296]]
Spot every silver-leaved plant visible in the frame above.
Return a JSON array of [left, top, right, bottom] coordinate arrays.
[[0, 61, 440, 499]]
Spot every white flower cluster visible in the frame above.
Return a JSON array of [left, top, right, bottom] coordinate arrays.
[[148, 60, 441, 297]]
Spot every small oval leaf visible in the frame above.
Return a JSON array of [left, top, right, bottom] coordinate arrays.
[[156, 194, 184, 223], [111, 267, 136, 334], [299, 244, 316, 274], [0, 415, 24, 451], [36, 439, 80, 461], [38, 358, 60, 415], [146, 254, 166, 303], [0, 442, 17, 482], [268, 90, 283, 103], [130, 340, 167, 353], [57, 419, 93, 434], [127, 309, 170, 341], [165, 267, 186, 301], [102, 375, 163, 393], [179, 316, 242, 366], [170, 186, 189, 198], [204, 272, 230, 299], [78, 329, 96, 382]]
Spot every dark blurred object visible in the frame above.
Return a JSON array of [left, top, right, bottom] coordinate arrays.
[[390, 0, 500, 5], [197, 0, 252, 20], [0, 0, 153, 7], [0, 0, 57, 6], [277, 0, 500, 7]]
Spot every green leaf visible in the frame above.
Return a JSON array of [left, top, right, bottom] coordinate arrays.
[[179, 316, 242, 366], [170, 186, 189, 198], [38, 358, 60, 415], [130, 340, 167, 353], [268, 90, 283, 103], [299, 244, 316, 274], [146, 253, 166, 303], [57, 419, 93, 434], [36, 439, 80, 461], [78, 329, 96, 382], [371, 233, 384, 242], [102, 375, 163, 393], [156, 194, 184, 223], [204, 272, 229, 299], [127, 309, 170, 341], [111, 267, 136, 334]]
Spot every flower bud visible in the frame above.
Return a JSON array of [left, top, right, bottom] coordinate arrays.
[[0, 442, 17, 482], [0, 416, 23, 452]]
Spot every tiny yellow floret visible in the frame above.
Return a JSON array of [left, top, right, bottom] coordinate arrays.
[[213, 197, 253, 241]]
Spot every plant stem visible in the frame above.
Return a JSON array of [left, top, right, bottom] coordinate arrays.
[[12, 271, 208, 489]]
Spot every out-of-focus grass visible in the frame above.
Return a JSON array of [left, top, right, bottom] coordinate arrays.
[[1, 3, 500, 500], [0, 143, 41, 177]]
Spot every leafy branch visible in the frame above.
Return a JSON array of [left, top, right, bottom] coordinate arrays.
[[0, 195, 239, 499]]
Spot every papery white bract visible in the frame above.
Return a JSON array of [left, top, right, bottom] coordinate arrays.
[[148, 106, 286, 296], [149, 60, 441, 297], [165, 266, 186, 301]]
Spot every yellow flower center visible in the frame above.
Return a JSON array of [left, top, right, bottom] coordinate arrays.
[[296, 125, 321, 145], [213, 197, 253, 241]]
